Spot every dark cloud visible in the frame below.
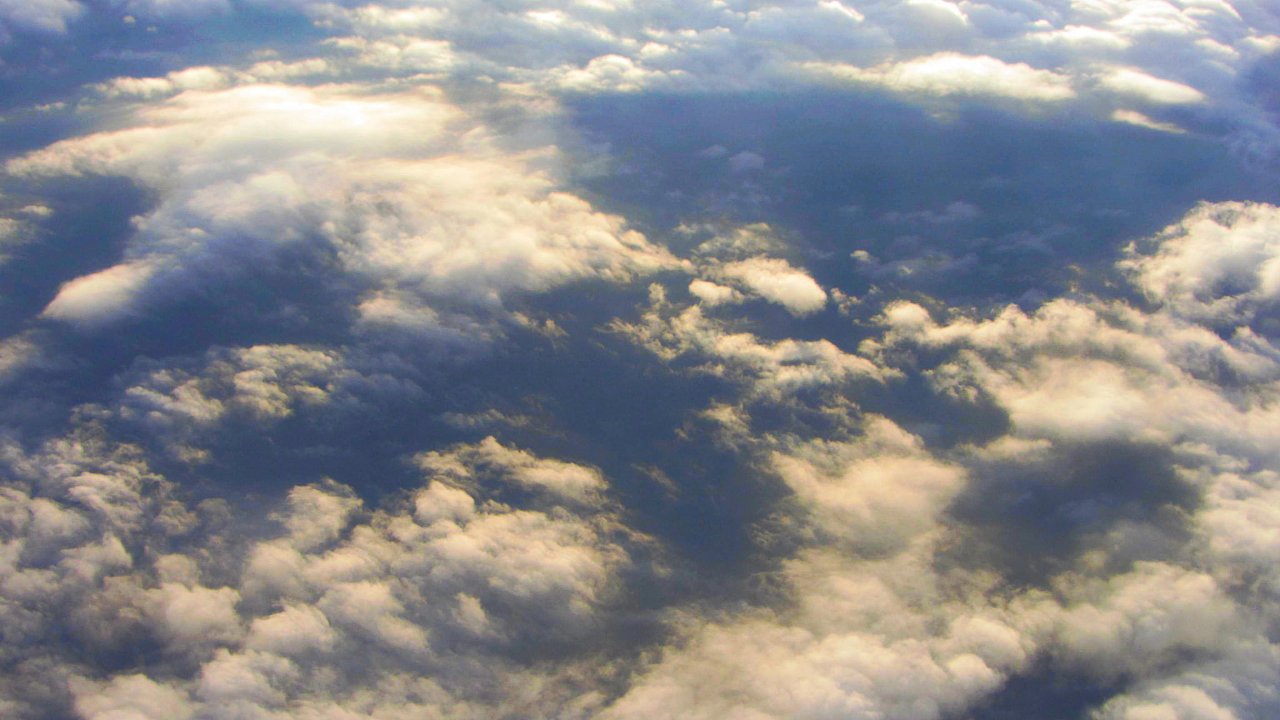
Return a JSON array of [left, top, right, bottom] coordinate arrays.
[[943, 440, 1199, 589]]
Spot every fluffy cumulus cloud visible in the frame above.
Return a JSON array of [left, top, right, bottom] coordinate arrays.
[[61, 0, 1278, 142], [281, 0, 1280, 148], [10, 81, 677, 340], [614, 283, 886, 411], [602, 417, 1007, 720], [416, 436, 608, 504], [717, 257, 828, 316], [591, 199, 1280, 719], [113, 343, 422, 461], [1121, 201, 1280, 325], [852, 201, 1280, 718], [0, 425, 647, 718]]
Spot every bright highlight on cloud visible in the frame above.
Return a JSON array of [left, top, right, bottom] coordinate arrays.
[[798, 53, 1078, 102], [0, 1, 1278, 719], [42, 260, 157, 325], [11, 83, 677, 342]]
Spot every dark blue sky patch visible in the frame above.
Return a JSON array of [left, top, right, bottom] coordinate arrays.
[[0, 0, 324, 113], [955, 662, 1126, 720], [565, 90, 1280, 307]]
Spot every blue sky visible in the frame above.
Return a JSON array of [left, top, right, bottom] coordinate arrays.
[[1, 1, 1280, 719]]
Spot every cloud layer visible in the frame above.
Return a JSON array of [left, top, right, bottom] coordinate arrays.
[[0, 2, 1278, 719]]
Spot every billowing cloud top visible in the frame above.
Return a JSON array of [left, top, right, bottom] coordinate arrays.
[[0, 1, 1279, 719]]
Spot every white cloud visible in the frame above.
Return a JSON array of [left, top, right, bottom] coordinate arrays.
[[278, 481, 362, 552], [1026, 24, 1133, 51], [342, 4, 448, 34], [245, 604, 338, 656], [324, 36, 457, 75], [111, 343, 416, 461], [1095, 684, 1239, 720], [95, 66, 231, 99], [795, 53, 1077, 103], [728, 150, 765, 173], [44, 0, 1279, 139], [1054, 563, 1240, 678], [549, 54, 686, 93], [868, 268, 1280, 454], [688, 279, 742, 307], [0, 426, 647, 718], [1121, 202, 1280, 325], [0, 333, 42, 385], [145, 581, 243, 650], [71, 674, 195, 720], [41, 260, 158, 326], [1111, 108, 1187, 133], [603, 421, 1031, 720], [1100, 67, 1206, 104], [0, 215, 36, 267], [838, 199, 1280, 718], [416, 436, 608, 504], [771, 416, 966, 552], [616, 284, 886, 406], [718, 257, 828, 316]]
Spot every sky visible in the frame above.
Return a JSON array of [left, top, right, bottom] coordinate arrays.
[[1, 1, 1280, 718]]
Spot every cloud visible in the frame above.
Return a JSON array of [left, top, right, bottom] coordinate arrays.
[[687, 279, 742, 307], [0, 333, 42, 385], [2, 3, 1280, 719], [1120, 201, 1280, 325], [1099, 67, 1207, 105], [1111, 108, 1187, 133], [770, 416, 966, 553], [0, 424, 648, 718], [99, 0, 1255, 156], [145, 581, 243, 650], [71, 674, 195, 720], [1053, 563, 1241, 678], [838, 199, 1280, 718], [615, 284, 885, 408], [41, 260, 158, 326], [416, 436, 608, 505], [111, 343, 420, 461], [276, 480, 362, 552], [795, 53, 1077, 103], [717, 257, 828, 316], [0, 212, 40, 267], [11, 81, 678, 341], [0, 0, 82, 34], [549, 54, 687, 93], [727, 150, 765, 173], [93, 66, 231, 99], [244, 604, 337, 656], [1095, 684, 1240, 720], [323, 35, 457, 75], [602, 420, 1032, 720]]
